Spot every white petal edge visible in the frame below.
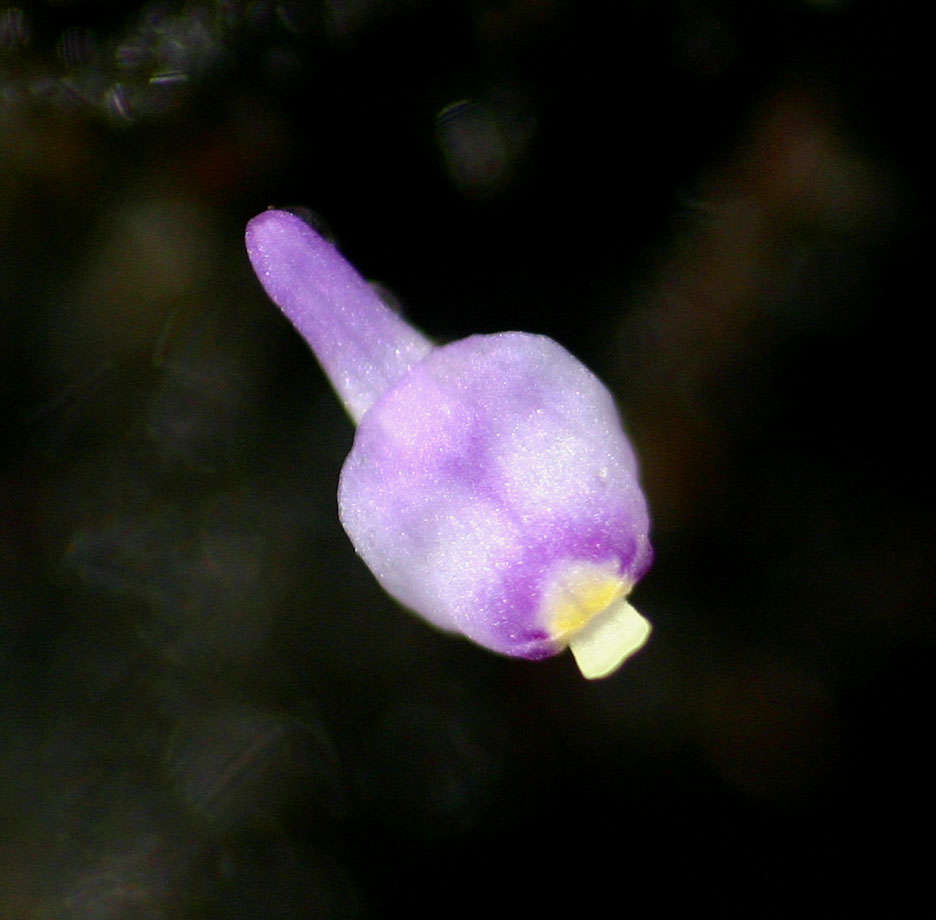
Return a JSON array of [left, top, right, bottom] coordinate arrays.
[[568, 598, 651, 679]]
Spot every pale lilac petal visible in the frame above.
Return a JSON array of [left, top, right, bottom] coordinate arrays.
[[338, 333, 652, 661], [246, 211, 653, 676]]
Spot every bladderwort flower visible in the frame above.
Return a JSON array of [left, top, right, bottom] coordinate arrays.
[[246, 209, 653, 678]]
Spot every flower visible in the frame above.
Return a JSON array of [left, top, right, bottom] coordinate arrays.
[[246, 209, 652, 678]]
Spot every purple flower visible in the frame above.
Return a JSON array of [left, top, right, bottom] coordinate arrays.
[[246, 209, 652, 678]]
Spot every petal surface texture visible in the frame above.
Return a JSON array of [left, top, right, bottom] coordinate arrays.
[[338, 332, 652, 661]]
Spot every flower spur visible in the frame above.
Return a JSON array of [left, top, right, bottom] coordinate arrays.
[[246, 209, 652, 678]]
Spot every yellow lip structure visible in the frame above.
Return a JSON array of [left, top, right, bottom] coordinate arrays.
[[543, 561, 652, 679]]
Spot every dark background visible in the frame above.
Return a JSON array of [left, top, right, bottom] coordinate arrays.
[[2, 1, 932, 916]]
